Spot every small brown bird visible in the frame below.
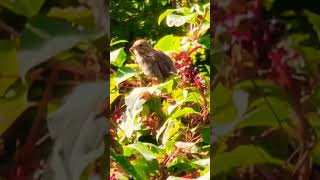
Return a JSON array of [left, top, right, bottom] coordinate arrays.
[[130, 39, 177, 82]]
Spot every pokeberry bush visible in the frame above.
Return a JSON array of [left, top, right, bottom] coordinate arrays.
[[212, 0, 320, 179], [110, 1, 210, 179], [0, 0, 108, 179]]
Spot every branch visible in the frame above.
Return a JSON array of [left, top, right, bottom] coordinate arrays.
[[0, 19, 19, 38], [251, 80, 285, 131], [288, 90, 314, 180], [194, 8, 208, 40], [16, 67, 59, 162]]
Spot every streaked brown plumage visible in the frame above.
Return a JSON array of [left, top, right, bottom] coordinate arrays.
[[130, 39, 177, 82]]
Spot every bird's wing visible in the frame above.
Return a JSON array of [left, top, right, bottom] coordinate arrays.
[[150, 60, 164, 81], [148, 51, 170, 78], [140, 54, 164, 81], [155, 50, 177, 73]]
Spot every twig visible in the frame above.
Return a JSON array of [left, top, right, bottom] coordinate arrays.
[[194, 7, 208, 40], [211, 75, 221, 91], [259, 127, 277, 138], [211, 58, 224, 91], [255, 166, 278, 180], [16, 67, 59, 162], [287, 147, 300, 164], [52, 62, 91, 78], [288, 94, 313, 180], [0, 19, 19, 38], [293, 150, 309, 175], [251, 80, 285, 131]]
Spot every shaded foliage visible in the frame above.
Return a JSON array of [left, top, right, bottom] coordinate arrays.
[[110, 0, 210, 179], [212, 0, 320, 179], [0, 0, 108, 179]]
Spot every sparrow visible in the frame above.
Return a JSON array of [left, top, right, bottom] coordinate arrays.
[[130, 39, 177, 82]]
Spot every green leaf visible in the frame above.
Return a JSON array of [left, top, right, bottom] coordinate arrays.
[[168, 99, 186, 115], [300, 47, 320, 66], [111, 151, 142, 179], [214, 104, 237, 124], [168, 163, 195, 177], [157, 79, 174, 92], [196, 22, 210, 38], [0, 40, 18, 95], [199, 34, 210, 49], [236, 80, 285, 101], [175, 141, 199, 153], [213, 83, 232, 109], [47, 7, 94, 27], [214, 94, 290, 141], [119, 87, 158, 138], [110, 47, 127, 67], [233, 89, 249, 116], [200, 127, 210, 144], [162, 119, 184, 146], [110, 75, 119, 105], [160, 0, 167, 6], [212, 145, 284, 175], [111, 40, 128, 46], [185, 90, 202, 103], [197, 171, 210, 180], [204, 7, 210, 22], [158, 9, 175, 25], [18, 16, 101, 79], [174, 7, 190, 15], [120, 80, 177, 139], [162, 119, 175, 146], [288, 33, 310, 48], [304, 10, 320, 41], [288, 34, 320, 71], [263, 0, 275, 11], [144, 97, 166, 120], [0, 83, 27, 135], [166, 163, 210, 180], [0, 0, 45, 17], [127, 142, 162, 161], [0, 78, 26, 101], [154, 35, 181, 52], [156, 119, 168, 142], [0, 41, 27, 135], [166, 154, 189, 168], [192, 4, 204, 16], [192, 158, 210, 167], [169, 107, 199, 120], [115, 67, 141, 86], [166, 13, 196, 27], [312, 142, 320, 166], [239, 97, 290, 128], [133, 158, 151, 180]]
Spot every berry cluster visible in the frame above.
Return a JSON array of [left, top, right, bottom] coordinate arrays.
[[7, 160, 44, 180], [9, 166, 27, 180], [110, 172, 117, 180], [111, 106, 124, 123], [213, 0, 304, 89], [173, 47, 206, 93], [267, 47, 293, 89], [181, 171, 200, 179]]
